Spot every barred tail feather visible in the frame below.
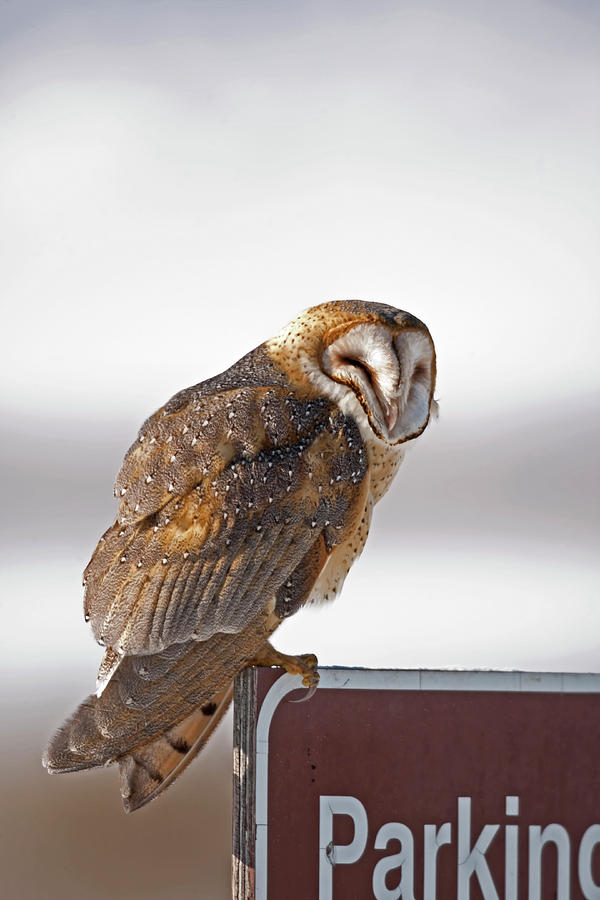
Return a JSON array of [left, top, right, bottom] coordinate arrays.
[[119, 683, 233, 812]]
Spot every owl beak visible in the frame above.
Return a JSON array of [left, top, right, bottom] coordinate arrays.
[[372, 381, 399, 434], [384, 397, 399, 432], [368, 361, 402, 437]]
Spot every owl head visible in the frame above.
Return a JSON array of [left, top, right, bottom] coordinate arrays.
[[267, 300, 436, 446]]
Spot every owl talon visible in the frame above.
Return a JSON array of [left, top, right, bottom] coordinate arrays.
[[248, 643, 319, 695], [289, 678, 320, 703], [287, 653, 320, 701], [297, 655, 319, 689], [297, 653, 318, 672]]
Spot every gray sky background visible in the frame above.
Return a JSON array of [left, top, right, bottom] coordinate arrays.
[[1, 1, 599, 897]]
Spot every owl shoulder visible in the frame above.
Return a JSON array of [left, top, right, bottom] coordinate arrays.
[[113, 347, 364, 526]]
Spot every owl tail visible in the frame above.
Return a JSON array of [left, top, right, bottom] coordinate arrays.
[[118, 682, 233, 812], [43, 623, 272, 808]]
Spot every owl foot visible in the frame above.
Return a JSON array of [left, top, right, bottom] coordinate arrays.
[[248, 642, 319, 699]]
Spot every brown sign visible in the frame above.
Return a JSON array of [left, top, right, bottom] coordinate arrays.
[[232, 667, 600, 900]]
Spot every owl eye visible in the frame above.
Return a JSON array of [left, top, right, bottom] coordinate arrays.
[[340, 356, 376, 386]]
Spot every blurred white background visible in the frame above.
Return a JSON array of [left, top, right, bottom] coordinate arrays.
[[1, 1, 598, 897]]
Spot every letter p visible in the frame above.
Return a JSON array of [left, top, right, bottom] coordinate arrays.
[[319, 795, 368, 900]]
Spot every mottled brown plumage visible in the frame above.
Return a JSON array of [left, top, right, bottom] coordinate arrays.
[[44, 299, 436, 811]]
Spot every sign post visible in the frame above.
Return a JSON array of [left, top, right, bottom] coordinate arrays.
[[232, 667, 600, 900]]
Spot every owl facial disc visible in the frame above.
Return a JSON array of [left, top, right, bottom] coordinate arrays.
[[322, 323, 435, 444]]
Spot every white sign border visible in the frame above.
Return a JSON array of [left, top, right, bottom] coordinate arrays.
[[254, 667, 600, 900]]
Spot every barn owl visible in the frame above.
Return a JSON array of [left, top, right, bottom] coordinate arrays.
[[43, 300, 436, 811]]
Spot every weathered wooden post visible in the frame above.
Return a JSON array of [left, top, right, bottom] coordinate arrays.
[[233, 666, 600, 900], [233, 667, 258, 900]]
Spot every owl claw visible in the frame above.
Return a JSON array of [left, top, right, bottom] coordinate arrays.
[[289, 678, 319, 703], [289, 654, 319, 702], [248, 643, 319, 701]]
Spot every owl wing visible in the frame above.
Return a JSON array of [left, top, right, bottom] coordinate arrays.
[[83, 385, 369, 657]]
